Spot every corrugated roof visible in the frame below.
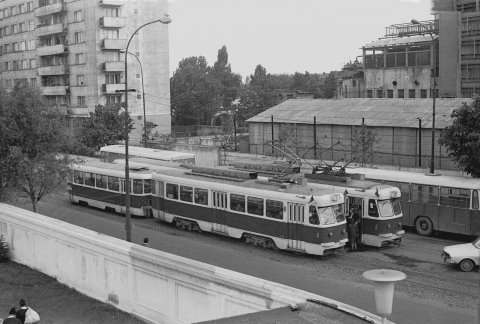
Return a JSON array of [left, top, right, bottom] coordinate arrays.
[[364, 35, 438, 48], [246, 98, 470, 129]]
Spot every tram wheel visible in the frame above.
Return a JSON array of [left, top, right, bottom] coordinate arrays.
[[459, 259, 475, 272], [415, 217, 433, 236]]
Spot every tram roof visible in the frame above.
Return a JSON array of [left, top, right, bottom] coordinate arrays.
[[71, 161, 154, 179], [246, 98, 470, 129], [351, 167, 480, 190], [100, 145, 195, 159], [152, 166, 342, 198]]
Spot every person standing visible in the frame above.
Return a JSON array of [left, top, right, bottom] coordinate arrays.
[[15, 299, 28, 324], [4, 307, 22, 324]]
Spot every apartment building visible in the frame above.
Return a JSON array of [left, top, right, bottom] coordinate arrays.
[[0, 0, 171, 143]]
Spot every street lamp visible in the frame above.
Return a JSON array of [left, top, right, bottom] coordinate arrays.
[[121, 50, 147, 148], [123, 14, 172, 242], [411, 19, 437, 175]]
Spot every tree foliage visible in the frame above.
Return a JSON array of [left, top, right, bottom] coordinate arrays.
[[439, 96, 480, 177], [0, 82, 69, 212], [78, 103, 133, 152], [351, 123, 378, 166]]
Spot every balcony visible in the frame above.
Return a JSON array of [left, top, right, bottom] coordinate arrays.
[[100, 0, 125, 6], [100, 17, 126, 28], [35, 23, 65, 37], [103, 83, 125, 93], [102, 38, 127, 50], [35, 2, 64, 17], [42, 86, 67, 96], [38, 65, 66, 76], [36, 44, 67, 56], [104, 61, 125, 72]]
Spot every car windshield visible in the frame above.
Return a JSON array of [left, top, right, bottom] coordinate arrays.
[[392, 198, 402, 216], [377, 199, 395, 218]]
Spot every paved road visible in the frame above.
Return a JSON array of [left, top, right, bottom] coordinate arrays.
[[20, 193, 479, 324]]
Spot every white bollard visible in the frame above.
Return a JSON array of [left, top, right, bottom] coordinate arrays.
[[363, 269, 406, 324]]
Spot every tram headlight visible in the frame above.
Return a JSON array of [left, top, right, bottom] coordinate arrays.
[[387, 224, 391, 229], [328, 232, 333, 238], [398, 222, 402, 228], [341, 229, 346, 235]]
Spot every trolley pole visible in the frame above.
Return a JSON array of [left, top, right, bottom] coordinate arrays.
[[313, 116, 317, 159], [271, 115, 274, 156]]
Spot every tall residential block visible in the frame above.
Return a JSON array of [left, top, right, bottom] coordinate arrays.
[[0, 0, 171, 143]]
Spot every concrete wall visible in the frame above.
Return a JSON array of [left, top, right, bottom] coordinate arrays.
[[0, 204, 385, 324], [438, 11, 460, 98]]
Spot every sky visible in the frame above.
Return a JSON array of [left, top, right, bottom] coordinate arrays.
[[167, 0, 433, 80]]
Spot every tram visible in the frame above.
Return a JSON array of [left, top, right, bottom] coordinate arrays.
[[149, 166, 348, 256], [67, 162, 154, 217]]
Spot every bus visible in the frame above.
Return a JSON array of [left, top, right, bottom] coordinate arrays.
[[99, 145, 196, 165], [350, 167, 480, 237]]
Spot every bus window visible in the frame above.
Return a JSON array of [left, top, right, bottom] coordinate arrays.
[[194, 188, 208, 205], [180, 185, 193, 202], [308, 205, 319, 224], [440, 187, 470, 209], [95, 174, 107, 189], [266, 199, 283, 219], [166, 183, 178, 200], [144, 180, 151, 194], [108, 176, 119, 192], [473, 190, 479, 210], [230, 194, 245, 212], [74, 170, 84, 184], [411, 184, 439, 205], [84, 172, 95, 187], [247, 197, 264, 216], [368, 199, 379, 217]]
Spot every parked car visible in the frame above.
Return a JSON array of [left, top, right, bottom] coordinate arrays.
[[441, 236, 480, 272]]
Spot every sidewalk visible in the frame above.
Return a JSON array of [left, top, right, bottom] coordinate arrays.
[[0, 261, 146, 324]]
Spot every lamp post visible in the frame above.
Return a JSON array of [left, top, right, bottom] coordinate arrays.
[[411, 19, 437, 174], [123, 14, 172, 242], [122, 50, 147, 148]]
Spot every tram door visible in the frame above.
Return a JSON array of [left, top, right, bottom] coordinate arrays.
[[155, 180, 166, 221], [287, 203, 305, 251], [212, 191, 228, 233]]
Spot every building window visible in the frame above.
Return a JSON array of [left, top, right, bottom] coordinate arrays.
[[75, 53, 85, 64], [74, 10, 83, 22], [409, 89, 416, 98], [105, 73, 121, 84], [74, 32, 84, 43], [105, 8, 119, 17], [76, 75, 84, 86], [106, 95, 121, 104], [376, 89, 383, 98], [18, 4, 24, 14], [420, 89, 427, 98], [367, 90, 373, 98], [77, 96, 86, 107], [387, 89, 393, 98], [30, 78, 36, 87], [398, 89, 404, 98]]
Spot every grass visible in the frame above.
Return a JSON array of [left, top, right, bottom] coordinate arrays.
[[0, 260, 146, 324]]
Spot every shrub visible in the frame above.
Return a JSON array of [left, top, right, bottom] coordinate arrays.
[[0, 234, 9, 262]]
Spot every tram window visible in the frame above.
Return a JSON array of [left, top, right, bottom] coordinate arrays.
[[180, 185, 193, 202], [230, 194, 245, 212], [439, 187, 470, 208], [411, 184, 439, 205], [266, 199, 283, 219], [368, 199, 379, 217], [308, 206, 319, 225], [318, 207, 336, 225], [151, 180, 157, 195], [74, 170, 84, 184], [194, 188, 208, 205], [247, 197, 264, 216], [107, 176, 119, 192], [473, 190, 479, 210], [95, 174, 107, 189], [166, 183, 179, 200], [132, 179, 143, 194], [144, 180, 151, 194], [84, 172, 95, 187]]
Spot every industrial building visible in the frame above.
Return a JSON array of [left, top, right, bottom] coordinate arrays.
[[246, 98, 469, 171], [0, 0, 171, 143]]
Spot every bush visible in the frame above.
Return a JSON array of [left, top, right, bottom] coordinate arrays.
[[0, 234, 10, 262]]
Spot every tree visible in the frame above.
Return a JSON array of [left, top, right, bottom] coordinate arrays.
[[78, 103, 133, 152], [0, 82, 69, 212], [351, 123, 378, 166], [439, 96, 480, 177], [210, 46, 242, 108], [323, 73, 338, 99]]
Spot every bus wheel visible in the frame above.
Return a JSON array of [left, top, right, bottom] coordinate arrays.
[[415, 217, 433, 236]]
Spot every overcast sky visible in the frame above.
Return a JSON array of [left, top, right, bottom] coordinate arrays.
[[167, 0, 433, 80]]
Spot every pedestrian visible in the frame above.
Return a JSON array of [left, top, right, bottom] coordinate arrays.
[[4, 307, 21, 324], [348, 219, 359, 251], [142, 237, 149, 247], [16, 299, 40, 324]]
